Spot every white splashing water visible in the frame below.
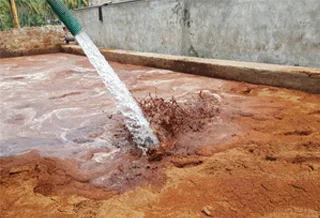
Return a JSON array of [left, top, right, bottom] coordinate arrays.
[[76, 31, 158, 148]]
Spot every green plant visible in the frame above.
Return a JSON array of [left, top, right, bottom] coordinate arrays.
[[0, 0, 13, 30], [0, 0, 89, 30]]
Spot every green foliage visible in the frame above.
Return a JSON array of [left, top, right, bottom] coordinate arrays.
[[0, 0, 89, 31], [0, 0, 13, 30], [63, 0, 89, 9]]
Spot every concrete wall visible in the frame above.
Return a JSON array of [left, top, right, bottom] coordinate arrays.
[[0, 26, 64, 58], [74, 0, 320, 68]]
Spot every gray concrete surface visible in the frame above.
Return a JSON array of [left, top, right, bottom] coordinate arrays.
[[74, 0, 320, 68]]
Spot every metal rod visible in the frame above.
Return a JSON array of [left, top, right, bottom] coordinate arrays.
[[74, 0, 143, 11]]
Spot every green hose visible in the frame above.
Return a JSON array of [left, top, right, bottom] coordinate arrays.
[[47, 0, 83, 36]]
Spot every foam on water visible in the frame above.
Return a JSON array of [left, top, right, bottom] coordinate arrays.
[[75, 31, 158, 148]]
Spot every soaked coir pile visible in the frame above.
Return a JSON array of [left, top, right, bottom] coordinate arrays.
[[1, 54, 320, 217], [0, 93, 220, 199], [140, 93, 219, 140], [1, 85, 320, 217]]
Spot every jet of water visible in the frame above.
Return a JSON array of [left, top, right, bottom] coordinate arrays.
[[76, 31, 159, 149]]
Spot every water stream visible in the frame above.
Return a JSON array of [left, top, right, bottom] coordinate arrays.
[[75, 31, 158, 148]]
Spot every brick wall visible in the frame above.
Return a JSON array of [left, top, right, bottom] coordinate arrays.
[[0, 26, 64, 58]]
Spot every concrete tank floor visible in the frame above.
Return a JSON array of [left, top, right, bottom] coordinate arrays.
[[1, 53, 320, 217]]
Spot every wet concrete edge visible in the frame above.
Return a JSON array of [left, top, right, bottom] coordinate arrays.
[[0, 48, 61, 59], [61, 45, 320, 94]]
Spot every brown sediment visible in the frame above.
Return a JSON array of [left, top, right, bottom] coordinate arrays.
[[0, 93, 220, 200], [0, 151, 116, 200], [0, 147, 166, 200], [1, 53, 320, 217], [140, 93, 219, 141]]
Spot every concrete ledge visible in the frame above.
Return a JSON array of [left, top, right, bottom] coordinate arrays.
[[0, 48, 61, 59], [0, 26, 64, 59], [61, 45, 320, 94]]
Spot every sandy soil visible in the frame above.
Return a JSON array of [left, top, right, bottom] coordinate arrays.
[[1, 54, 320, 218]]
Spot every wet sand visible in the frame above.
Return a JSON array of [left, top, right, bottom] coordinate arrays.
[[1, 53, 320, 217]]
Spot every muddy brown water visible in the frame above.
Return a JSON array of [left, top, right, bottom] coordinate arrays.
[[1, 53, 320, 217]]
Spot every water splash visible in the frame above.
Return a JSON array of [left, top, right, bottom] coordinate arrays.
[[75, 31, 158, 148]]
